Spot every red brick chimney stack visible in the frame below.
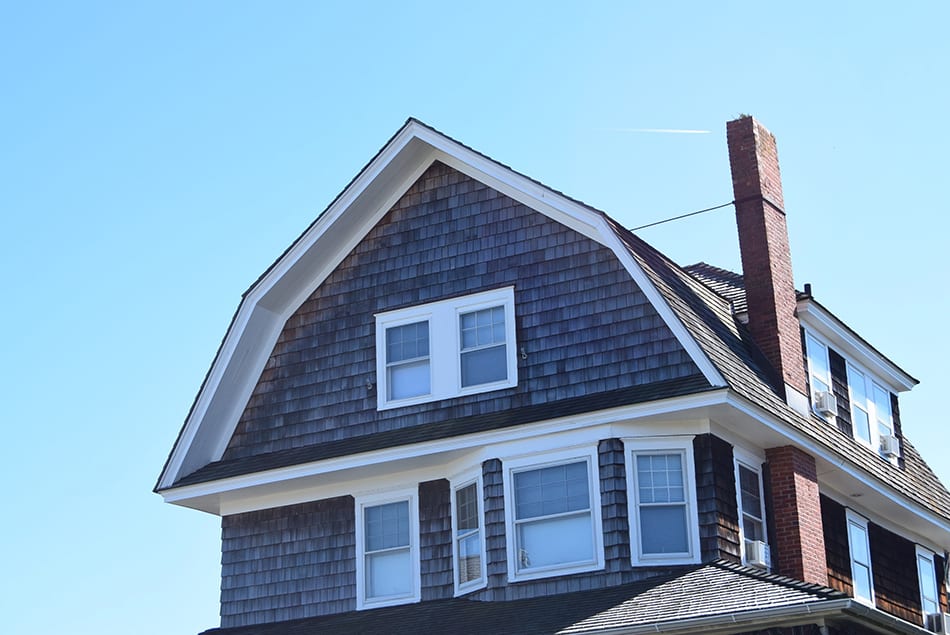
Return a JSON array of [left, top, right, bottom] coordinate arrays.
[[726, 116, 809, 414]]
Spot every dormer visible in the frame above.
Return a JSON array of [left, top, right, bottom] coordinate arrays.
[[798, 288, 918, 461]]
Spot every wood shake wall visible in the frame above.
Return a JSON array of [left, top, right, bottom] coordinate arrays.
[[219, 434, 746, 625], [224, 161, 700, 461]]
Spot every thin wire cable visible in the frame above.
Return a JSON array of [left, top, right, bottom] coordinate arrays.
[[630, 200, 734, 231]]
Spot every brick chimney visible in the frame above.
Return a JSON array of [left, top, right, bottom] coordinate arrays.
[[726, 116, 809, 415], [728, 117, 828, 587]]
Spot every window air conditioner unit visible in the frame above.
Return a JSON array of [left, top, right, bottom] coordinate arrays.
[[813, 390, 837, 417], [927, 612, 950, 635], [745, 539, 771, 569], [880, 434, 901, 458]]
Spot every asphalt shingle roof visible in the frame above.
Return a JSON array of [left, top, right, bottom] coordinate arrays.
[[198, 561, 847, 635], [606, 218, 950, 522]]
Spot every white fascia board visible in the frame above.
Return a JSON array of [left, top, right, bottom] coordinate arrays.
[[158, 304, 282, 490], [159, 389, 730, 514], [593, 216, 727, 389], [724, 392, 950, 541], [798, 299, 917, 392]]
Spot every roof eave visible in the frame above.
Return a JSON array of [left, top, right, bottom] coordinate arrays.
[[797, 297, 918, 392]]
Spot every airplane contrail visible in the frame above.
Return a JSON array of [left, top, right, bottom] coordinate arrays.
[[602, 128, 711, 134]]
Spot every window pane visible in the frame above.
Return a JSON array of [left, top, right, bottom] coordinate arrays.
[[460, 306, 505, 350], [366, 549, 411, 598], [853, 561, 872, 600], [743, 517, 764, 541], [848, 522, 869, 563], [460, 344, 507, 386], [365, 501, 409, 551], [807, 335, 830, 379], [738, 466, 762, 520], [852, 408, 871, 444], [388, 359, 430, 400], [919, 554, 939, 614], [456, 483, 479, 532], [514, 462, 589, 520], [517, 513, 593, 569], [386, 321, 429, 363], [637, 454, 685, 504], [850, 368, 868, 404], [873, 385, 892, 433], [640, 504, 689, 554], [458, 532, 481, 584]]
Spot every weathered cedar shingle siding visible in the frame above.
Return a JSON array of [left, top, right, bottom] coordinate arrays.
[[219, 497, 356, 628], [599, 438, 631, 580], [891, 392, 905, 466], [828, 349, 852, 437], [820, 495, 852, 596], [693, 434, 740, 562], [868, 522, 920, 624], [217, 434, 752, 624], [480, 458, 507, 601], [419, 479, 453, 601], [223, 162, 699, 460]]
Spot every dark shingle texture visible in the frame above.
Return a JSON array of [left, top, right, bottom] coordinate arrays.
[[607, 220, 950, 522], [177, 376, 712, 487], [220, 161, 700, 463], [683, 262, 748, 314], [198, 561, 845, 635], [220, 497, 356, 627]]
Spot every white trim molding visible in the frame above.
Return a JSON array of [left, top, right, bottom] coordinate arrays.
[[354, 488, 421, 610]]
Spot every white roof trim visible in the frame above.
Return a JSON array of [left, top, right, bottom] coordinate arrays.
[[798, 299, 917, 392], [157, 120, 729, 490]]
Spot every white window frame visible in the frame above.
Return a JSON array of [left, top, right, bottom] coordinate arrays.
[[916, 545, 940, 618], [624, 436, 701, 566], [804, 331, 834, 418], [450, 470, 487, 595], [355, 489, 420, 610], [733, 450, 769, 568], [502, 446, 604, 582], [845, 510, 875, 605], [375, 287, 517, 410], [846, 362, 895, 458]]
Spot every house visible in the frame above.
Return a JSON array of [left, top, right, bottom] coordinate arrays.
[[156, 116, 950, 635]]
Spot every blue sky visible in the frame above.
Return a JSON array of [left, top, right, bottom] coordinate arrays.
[[2, 2, 947, 633]]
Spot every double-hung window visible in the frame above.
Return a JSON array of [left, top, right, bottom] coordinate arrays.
[[375, 287, 517, 409], [452, 476, 486, 594], [805, 333, 833, 417], [845, 510, 874, 605], [734, 453, 769, 569], [625, 437, 700, 565], [355, 491, 420, 609], [504, 448, 603, 581], [846, 363, 894, 456], [916, 546, 940, 618]]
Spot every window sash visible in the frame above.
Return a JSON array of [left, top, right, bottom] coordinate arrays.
[[506, 455, 600, 578], [805, 334, 832, 397], [356, 493, 418, 609], [846, 513, 874, 604], [633, 451, 691, 557], [453, 480, 484, 590], [917, 549, 940, 616]]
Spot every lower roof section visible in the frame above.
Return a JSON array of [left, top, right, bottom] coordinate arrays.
[[171, 375, 712, 489], [197, 560, 925, 635]]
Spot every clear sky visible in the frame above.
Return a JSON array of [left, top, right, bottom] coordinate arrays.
[[2, 2, 948, 634]]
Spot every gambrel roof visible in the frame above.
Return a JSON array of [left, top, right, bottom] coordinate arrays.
[[156, 119, 950, 541]]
